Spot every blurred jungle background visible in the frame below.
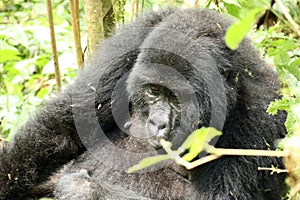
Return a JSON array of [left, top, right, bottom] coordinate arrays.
[[0, 0, 299, 199]]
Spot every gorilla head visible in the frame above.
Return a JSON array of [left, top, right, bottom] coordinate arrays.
[[114, 30, 228, 151], [0, 8, 287, 200]]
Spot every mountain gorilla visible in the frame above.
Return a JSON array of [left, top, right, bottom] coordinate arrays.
[[0, 8, 287, 200]]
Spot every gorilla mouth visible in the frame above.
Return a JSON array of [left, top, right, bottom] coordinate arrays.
[[148, 136, 165, 149], [148, 139, 161, 149], [147, 129, 174, 149]]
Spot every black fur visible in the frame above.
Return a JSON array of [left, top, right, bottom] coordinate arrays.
[[0, 8, 286, 200]]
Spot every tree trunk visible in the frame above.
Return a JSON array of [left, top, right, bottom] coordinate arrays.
[[84, 0, 125, 55], [84, 0, 105, 54]]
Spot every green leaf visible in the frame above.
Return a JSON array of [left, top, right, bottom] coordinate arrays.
[[127, 154, 171, 173], [37, 88, 49, 99], [267, 99, 291, 115], [182, 127, 222, 162], [271, 39, 286, 46], [225, 8, 264, 50], [3, 67, 20, 82], [288, 58, 300, 81], [225, 4, 241, 18], [274, 50, 291, 66], [223, 0, 241, 7], [282, 40, 297, 51], [285, 111, 297, 134], [267, 47, 277, 56], [0, 50, 21, 62]]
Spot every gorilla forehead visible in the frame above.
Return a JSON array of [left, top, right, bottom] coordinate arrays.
[[126, 51, 197, 96], [125, 10, 227, 97], [124, 9, 230, 132]]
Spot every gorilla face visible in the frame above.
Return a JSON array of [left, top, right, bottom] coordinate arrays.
[[119, 38, 231, 151], [125, 83, 180, 149], [122, 49, 206, 150]]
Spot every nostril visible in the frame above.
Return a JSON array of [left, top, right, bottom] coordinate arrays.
[[149, 119, 155, 126], [149, 120, 166, 130], [158, 124, 166, 130], [148, 116, 169, 132]]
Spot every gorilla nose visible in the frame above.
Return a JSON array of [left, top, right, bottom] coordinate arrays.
[[149, 119, 167, 131], [148, 115, 170, 137]]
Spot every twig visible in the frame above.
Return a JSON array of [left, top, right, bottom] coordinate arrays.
[[160, 139, 288, 170], [258, 167, 288, 173], [183, 154, 221, 170], [160, 139, 194, 169], [207, 146, 288, 157], [275, 0, 300, 37], [46, 0, 62, 92], [70, 0, 84, 68], [141, 0, 144, 13], [135, 0, 139, 18]]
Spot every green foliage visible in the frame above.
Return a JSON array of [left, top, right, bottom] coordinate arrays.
[[0, 0, 79, 139], [252, 28, 300, 197], [220, 0, 273, 49], [251, 27, 300, 137]]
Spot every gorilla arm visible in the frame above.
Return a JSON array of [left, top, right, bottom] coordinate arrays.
[[0, 92, 83, 198]]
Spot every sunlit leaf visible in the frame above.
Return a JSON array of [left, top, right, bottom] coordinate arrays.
[[286, 58, 300, 81], [225, 4, 241, 18], [223, 0, 241, 7], [37, 88, 49, 99], [274, 50, 291, 66], [127, 154, 171, 173], [225, 8, 264, 50], [0, 50, 21, 62], [267, 99, 290, 115], [182, 127, 222, 162]]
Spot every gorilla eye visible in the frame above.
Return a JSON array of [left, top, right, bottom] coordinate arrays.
[[169, 91, 177, 98], [149, 84, 160, 95]]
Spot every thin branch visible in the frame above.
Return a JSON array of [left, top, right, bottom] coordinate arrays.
[[275, 0, 300, 37], [141, 0, 144, 13], [46, 0, 62, 92], [70, 0, 84, 68], [258, 167, 288, 173], [160, 139, 288, 170], [207, 146, 288, 157], [160, 139, 194, 169], [135, 0, 139, 18], [183, 155, 221, 170]]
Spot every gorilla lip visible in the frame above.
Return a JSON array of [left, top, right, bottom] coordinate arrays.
[[148, 137, 163, 149]]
